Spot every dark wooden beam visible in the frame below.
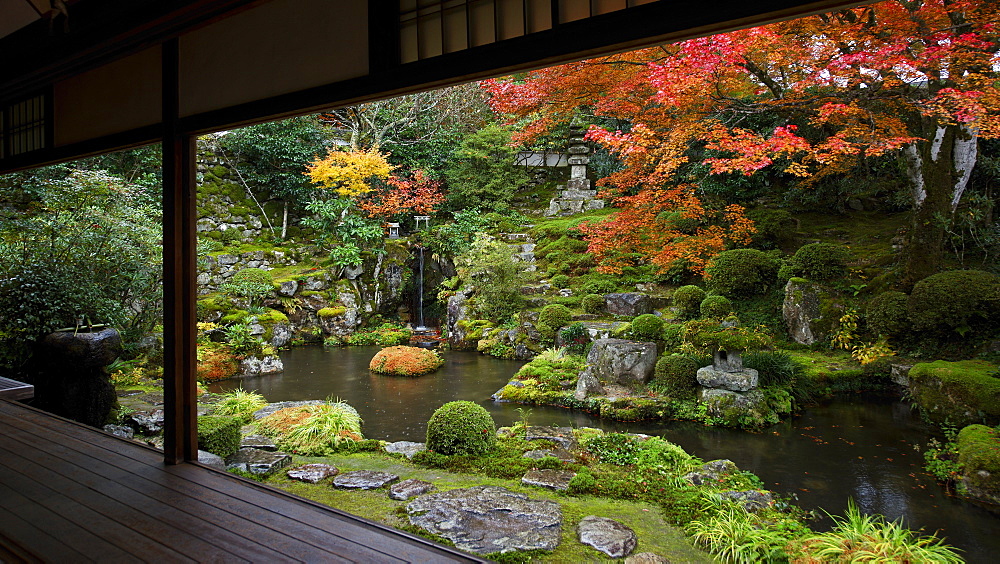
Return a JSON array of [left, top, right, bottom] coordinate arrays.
[[160, 39, 198, 465]]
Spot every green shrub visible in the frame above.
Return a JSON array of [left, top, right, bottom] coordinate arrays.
[[550, 274, 570, 289], [581, 293, 605, 314], [699, 295, 733, 319], [584, 433, 641, 465], [559, 322, 590, 354], [212, 388, 267, 423], [747, 208, 795, 249], [742, 351, 802, 387], [788, 243, 851, 281], [866, 291, 909, 337], [661, 324, 685, 352], [650, 354, 700, 399], [907, 270, 1000, 339], [636, 437, 697, 475], [705, 249, 779, 297], [221, 268, 274, 301], [256, 403, 363, 456], [197, 416, 241, 458], [426, 401, 497, 455], [538, 304, 573, 332], [630, 314, 664, 340], [567, 468, 598, 494], [581, 278, 617, 295], [672, 285, 706, 319]]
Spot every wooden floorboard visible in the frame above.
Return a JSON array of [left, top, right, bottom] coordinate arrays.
[[0, 400, 487, 563]]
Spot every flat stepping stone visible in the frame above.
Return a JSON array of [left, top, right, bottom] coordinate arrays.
[[287, 464, 339, 484], [225, 448, 291, 476], [240, 435, 277, 451], [523, 448, 574, 462], [578, 515, 638, 559], [389, 478, 436, 500], [333, 470, 399, 490], [197, 450, 225, 470], [385, 441, 426, 459], [524, 426, 578, 449], [522, 469, 576, 491], [626, 552, 671, 564], [406, 486, 562, 554]]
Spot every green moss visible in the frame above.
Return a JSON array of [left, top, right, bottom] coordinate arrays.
[[256, 309, 289, 324], [956, 424, 1000, 501], [220, 310, 250, 324], [909, 360, 1000, 425], [211, 165, 229, 178], [318, 306, 347, 318]]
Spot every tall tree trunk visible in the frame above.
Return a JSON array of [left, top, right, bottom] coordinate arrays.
[[281, 200, 289, 240], [901, 121, 977, 286]]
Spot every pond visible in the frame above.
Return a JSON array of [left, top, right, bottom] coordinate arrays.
[[210, 346, 1000, 562]]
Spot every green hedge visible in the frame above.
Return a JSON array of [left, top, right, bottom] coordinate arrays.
[[197, 415, 241, 458], [908, 360, 1000, 426]]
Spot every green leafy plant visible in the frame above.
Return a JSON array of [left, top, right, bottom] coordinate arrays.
[[700, 295, 733, 319], [687, 507, 792, 563], [630, 314, 664, 340], [558, 322, 590, 354], [538, 304, 573, 337], [672, 285, 706, 319], [584, 432, 642, 465], [256, 402, 363, 456], [221, 268, 275, 303], [581, 293, 605, 314]]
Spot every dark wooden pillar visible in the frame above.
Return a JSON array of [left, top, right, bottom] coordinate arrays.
[[161, 38, 198, 464]]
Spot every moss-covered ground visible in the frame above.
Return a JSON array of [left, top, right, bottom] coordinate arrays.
[[263, 451, 712, 563]]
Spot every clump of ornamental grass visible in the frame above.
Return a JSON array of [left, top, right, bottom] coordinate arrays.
[[212, 388, 267, 423], [369, 345, 444, 376], [256, 403, 363, 455]]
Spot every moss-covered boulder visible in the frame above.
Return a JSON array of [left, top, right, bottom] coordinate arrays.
[[957, 424, 1000, 505], [908, 360, 1000, 426], [781, 279, 843, 345]]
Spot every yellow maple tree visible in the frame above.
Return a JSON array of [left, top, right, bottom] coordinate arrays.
[[304, 146, 394, 197]]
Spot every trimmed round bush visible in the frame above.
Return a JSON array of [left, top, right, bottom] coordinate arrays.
[[631, 314, 664, 339], [221, 267, 274, 300], [426, 400, 497, 455], [539, 304, 573, 332], [650, 354, 699, 399], [705, 249, 779, 297], [700, 295, 733, 319], [789, 243, 851, 281], [582, 293, 605, 314], [550, 274, 571, 289], [369, 345, 444, 376], [866, 291, 909, 337], [907, 270, 1000, 337], [672, 285, 706, 319], [747, 208, 795, 249]]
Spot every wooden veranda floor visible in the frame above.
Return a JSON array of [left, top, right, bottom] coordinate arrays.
[[0, 399, 486, 563]]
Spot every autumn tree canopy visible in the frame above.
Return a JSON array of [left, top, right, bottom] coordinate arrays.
[[484, 0, 1000, 283]]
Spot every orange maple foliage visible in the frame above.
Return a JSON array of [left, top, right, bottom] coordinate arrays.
[[357, 170, 446, 219], [483, 0, 1000, 277]]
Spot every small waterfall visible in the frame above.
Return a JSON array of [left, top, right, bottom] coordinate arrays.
[[416, 246, 426, 331]]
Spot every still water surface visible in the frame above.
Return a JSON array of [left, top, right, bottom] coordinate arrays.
[[210, 346, 1000, 562]]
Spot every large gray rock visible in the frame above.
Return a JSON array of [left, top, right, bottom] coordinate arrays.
[[287, 464, 339, 484], [446, 289, 475, 350], [684, 459, 738, 486], [197, 450, 226, 470], [270, 324, 293, 348], [782, 279, 841, 345], [128, 410, 165, 435], [103, 424, 133, 440], [523, 449, 575, 463], [253, 400, 325, 420], [239, 355, 284, 377], [698, 388, 767, 418], [406, 486, 562, 554], [334, 470, 399, 490], [577, 516, 638, 559], [385, 441, 427, 459], [696, 366, 758, 392], [586, 339, 658, 386], [524, 426, 579, 450], [225, 448, 291, 476], [604, 293, 653, 316], [720, 490, 774, 512], [522, 469, 575, 491], [389, 478, 436, 501], [278, 280, 298, 297], [574, 368, 605, 400], [240, 435, 277, 451]]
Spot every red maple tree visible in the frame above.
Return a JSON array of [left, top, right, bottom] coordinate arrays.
[[357, 170, 446, 220], [484, 0, 1000, 282]]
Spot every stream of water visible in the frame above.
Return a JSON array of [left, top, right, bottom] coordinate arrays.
[[210, 346, 1000, 562]]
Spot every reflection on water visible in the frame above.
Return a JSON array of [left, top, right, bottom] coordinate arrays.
[[210, 346, 1000, 563]]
